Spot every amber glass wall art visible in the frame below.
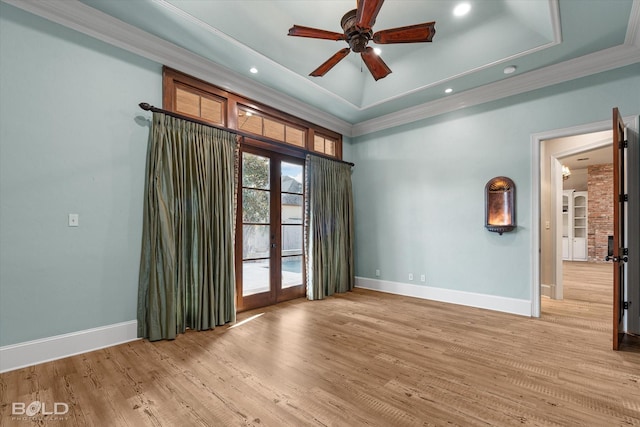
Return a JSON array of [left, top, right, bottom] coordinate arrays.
[[485, 177, 516, 235]]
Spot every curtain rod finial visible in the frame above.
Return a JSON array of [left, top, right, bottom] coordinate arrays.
[[139, 102, 152, 111]]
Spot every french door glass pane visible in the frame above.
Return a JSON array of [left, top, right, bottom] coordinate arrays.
[[242, 153, 270, 189], [243, 189, 270, 223], [282, 225, 303, 256], [282, 255, 303, 289], [243, 225, 270, 259], [281, 162, 303, 193], [281, 194, 303, 224], [243, 259, 270, 296]]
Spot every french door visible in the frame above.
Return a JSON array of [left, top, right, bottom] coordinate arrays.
[[236, 145, 306, 311]]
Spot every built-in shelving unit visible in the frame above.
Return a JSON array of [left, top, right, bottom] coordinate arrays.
[[572, 191, 588, 261], [562, 190, 588, 261]]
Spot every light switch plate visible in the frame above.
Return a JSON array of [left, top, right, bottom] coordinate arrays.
[[68, 213, 79, 227]]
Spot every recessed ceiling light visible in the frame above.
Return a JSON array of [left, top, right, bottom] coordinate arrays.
[[445, 88, 453, 94], [453, 3, 471, 17], [249, 67, 258, 74], [503, 65, 517, 74], [373, 47, 382, 55]]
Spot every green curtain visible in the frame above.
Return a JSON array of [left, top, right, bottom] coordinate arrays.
[[138, 112, 237, 341], [304, 155, 355, 300]]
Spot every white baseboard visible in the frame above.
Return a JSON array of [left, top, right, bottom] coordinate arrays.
[[541, 283, 554, 298], [0, 321, 139, 373], [356, 277, 532, 317]]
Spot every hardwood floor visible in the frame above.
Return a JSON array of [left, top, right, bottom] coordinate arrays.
[[2, 263, 639, 426]]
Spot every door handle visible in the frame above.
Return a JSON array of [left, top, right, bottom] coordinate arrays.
[[605, 255, 628, 263], [271, 243, 277, 249]]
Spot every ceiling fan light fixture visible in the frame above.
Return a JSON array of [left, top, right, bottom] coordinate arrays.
[[288, 0, 436, 80], [453, 3, 471, 17], [373, 47, 382, 55]]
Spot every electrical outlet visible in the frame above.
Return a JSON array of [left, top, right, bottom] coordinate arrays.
[[375, 269, 380, 277], [420, 274, 426, 282], [408, 273, 414, 281]]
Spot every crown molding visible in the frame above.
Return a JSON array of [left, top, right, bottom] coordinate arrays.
[[625, 0, 640, 45], [3, 0, 639, 139], [352, 43, 640, 136], [352, 0, 638, 136], [1, 0, 353, 136]]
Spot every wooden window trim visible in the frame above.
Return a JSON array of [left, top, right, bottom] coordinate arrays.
[[163, 66, 342, 160]]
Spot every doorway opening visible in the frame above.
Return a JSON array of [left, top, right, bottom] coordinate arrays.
[[531, 119, 614, 318], [543, 130, 612, 303], [541, 132, 613, 327], [532, 113, 640, 347]]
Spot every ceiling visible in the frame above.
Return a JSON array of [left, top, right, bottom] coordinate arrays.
[[560, 145, 612, 171], [7, 0, 639, 136], [547, 128, 612, 170]]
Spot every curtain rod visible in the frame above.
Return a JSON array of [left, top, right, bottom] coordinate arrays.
[[138, 103, 354, 167]]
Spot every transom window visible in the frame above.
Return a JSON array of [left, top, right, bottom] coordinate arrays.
[[174, 83, 225, 126], [163, 67, 342, 159], [238, 107, 306, 148], [314, 134, 337, 156]]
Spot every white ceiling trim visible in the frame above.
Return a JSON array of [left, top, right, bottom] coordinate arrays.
[[3, 0, 639, 139], [626, 0, 640, 45], [352, 42, 640, 136], [340, 0, 563, 112], [362, 41, 562, 112], [549, 0, 563, 43]]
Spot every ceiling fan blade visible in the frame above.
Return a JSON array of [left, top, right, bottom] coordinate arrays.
[[310, 48, 351, 77], [361, 47, 391, 81], [356, 0, 385, 29], [373, 22, 436, 44], [288, 25, 345, 41]]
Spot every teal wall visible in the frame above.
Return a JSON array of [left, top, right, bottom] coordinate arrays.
[[0, 3, 162, 346], [348, 64, 640, 301], [1, 2, 639, 347]]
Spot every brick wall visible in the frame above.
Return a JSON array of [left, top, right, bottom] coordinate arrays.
[[587, 163, 613, 263]]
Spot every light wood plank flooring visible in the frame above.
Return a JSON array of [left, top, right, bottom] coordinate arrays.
[[2, 263, 639, 426]]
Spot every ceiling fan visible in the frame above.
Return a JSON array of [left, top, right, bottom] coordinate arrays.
[[287, 0, 435, 81]]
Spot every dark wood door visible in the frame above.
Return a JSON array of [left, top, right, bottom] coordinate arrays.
[[612, 107, 626, 350], [236, 145, 306, 312]]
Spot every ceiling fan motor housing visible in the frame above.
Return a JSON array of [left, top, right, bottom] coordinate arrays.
[[341, 9, 372, 52]]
